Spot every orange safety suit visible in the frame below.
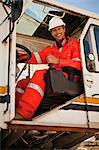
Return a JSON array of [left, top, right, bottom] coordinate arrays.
[[16, 37, 81, 120]]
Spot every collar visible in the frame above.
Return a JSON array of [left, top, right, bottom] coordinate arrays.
[[54, 36, 71, 48]]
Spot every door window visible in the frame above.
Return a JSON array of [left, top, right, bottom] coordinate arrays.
[[83, 25, 99, 72], [94, 26, 99, 61]]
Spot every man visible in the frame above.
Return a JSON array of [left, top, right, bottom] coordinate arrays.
[[15, 16, 81, 120]]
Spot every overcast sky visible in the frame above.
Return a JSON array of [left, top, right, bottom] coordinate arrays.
[[58, 0, 99, 14]]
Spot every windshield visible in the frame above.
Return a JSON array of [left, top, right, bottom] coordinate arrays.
[[16, 2, 58, 36]]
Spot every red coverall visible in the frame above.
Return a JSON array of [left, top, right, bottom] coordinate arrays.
[[16, 37, 81, 120]]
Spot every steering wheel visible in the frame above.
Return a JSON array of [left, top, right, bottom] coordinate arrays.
[[16, 43, 31, 63]]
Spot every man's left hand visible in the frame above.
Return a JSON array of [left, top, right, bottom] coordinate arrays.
[[47, 54, 60, 64]]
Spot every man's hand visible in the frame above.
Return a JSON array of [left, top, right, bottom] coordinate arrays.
[[47, 54, 60, 64]]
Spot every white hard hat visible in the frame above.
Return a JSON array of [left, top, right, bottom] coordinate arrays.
[[48, 16, 65, 31]]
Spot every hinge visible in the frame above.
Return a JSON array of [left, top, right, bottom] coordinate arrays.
[[0, 95, 10, 103]]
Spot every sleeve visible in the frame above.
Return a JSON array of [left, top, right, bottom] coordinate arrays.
[[59, 38, 82, 70], [26, 46, 51, 64], [17, 50, 37, 64]]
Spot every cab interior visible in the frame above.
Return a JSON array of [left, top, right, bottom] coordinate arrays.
[[16, 2, 88, 117]]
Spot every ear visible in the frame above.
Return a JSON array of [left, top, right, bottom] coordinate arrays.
[[63, 25, 66, 33], [50, 30, 54, 37]]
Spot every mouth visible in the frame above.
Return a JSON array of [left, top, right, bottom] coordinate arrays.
[[56, 34, 62, 39], [57, 33, 61, 37]]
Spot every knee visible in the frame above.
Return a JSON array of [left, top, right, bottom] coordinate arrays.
[[32, 70, 47, 81], [16, 79, 24, 87], [16, 78, 30, 88]]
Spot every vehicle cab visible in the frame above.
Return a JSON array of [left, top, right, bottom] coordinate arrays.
[[0, 0, 99, 149]]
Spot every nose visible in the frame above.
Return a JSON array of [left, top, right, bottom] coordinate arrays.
[[55, 29, 61, 35]]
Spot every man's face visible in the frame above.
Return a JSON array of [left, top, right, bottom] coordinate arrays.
[[51, 26, 66, 42]]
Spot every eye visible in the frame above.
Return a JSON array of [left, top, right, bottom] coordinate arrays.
[[57, 27, 61, 30]]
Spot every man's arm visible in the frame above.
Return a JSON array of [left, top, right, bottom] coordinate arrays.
[[59, 38, 81, 70]]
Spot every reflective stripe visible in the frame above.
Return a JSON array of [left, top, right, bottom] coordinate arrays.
[[34, 52, 42, 63], [27, 83, 44, 97], [16, 88, 24, 94], [72, 57, 81, 62]]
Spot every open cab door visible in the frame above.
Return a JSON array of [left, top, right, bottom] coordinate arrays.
[[0, 0, 33, 129], [80, 18, 99, 128], [0, 2, 16, 129]]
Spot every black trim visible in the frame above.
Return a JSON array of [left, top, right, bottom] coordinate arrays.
[[60, 104, 99, 112], [92, 94, 99, 97]]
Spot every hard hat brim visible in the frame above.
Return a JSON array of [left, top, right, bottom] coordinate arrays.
[[48, 23, 66, 31]]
